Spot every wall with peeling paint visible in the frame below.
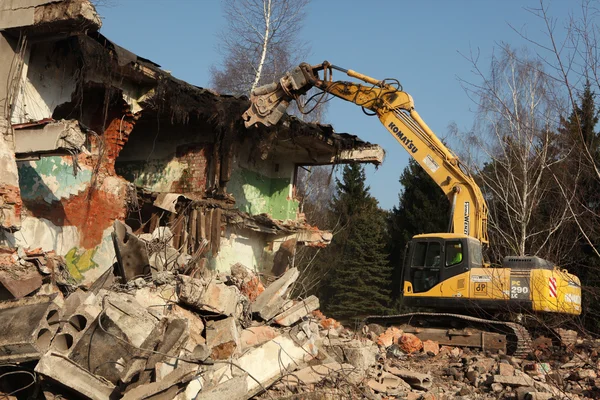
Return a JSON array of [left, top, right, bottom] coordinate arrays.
[[227, 147, 299, 221], [228, 167, 299, 220], [14, 152, 127, 285], [2, 216, 116, 284], [18, 156, 92, 203]]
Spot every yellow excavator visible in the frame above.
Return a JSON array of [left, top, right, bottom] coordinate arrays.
[[243, 61, 582, 354]]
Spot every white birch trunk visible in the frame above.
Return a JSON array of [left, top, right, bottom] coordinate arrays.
[[251, 0, 271, 93]]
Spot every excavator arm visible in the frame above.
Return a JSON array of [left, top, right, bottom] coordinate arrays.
[[243, 61, 489, 244]]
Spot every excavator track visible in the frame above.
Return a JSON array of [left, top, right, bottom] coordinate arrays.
[[364, 312, 533, 358]]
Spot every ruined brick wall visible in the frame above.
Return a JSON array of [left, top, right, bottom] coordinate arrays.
[[169, 144, 211, 194]]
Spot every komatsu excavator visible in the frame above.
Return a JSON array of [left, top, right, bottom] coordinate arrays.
[[243, 61, 582, 355]]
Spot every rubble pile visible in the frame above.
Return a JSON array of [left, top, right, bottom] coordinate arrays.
[[0, 226, 599, 400]]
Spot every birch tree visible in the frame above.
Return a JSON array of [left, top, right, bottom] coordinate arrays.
[[210, 0, 310, 97], [462, 47, 577, 263]]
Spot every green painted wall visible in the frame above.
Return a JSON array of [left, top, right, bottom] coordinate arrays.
[[228, 166, 299, 220]]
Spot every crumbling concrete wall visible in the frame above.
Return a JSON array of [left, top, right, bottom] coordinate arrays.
[[11, 41, 78, 124], [210, 226, 270, 273], [0, 118, 21, 230], [116, 120, 214, 194]]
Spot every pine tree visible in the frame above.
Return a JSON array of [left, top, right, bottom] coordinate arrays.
[[320, 163, 393, 320], [388, 159, 450, 301]]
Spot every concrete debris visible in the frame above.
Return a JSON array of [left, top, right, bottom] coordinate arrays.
[[273, 295, 319, 326], [178, 275, 241, 316], [35, 351, 116, 400], [0, 257, 598, 400], [0, 263, 43, 299], [0, 296, 61, 363], [251, 267, 299, 320], [206, 317, 240, 360], [112, 220, 151, 282]]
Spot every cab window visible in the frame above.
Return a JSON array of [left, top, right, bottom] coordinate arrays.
[[445, 241, 463, 267], [469, 239, 483, 266], [412, 242, 441, 268]]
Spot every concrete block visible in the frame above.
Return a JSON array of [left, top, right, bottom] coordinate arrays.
[[273, 295, 319, 326], [0, 296, 61, 363], [54, 291, 159, 384], [179, 275, 240, 316], [324, 339, 377, 372], [494, 374, 535, 387], [132, 317, 190, 387], [240, 325, 279, 350], [169, 304, 205, 348], [251, 267, 299, 320], [499, 362, 515, 376], [35, 351, 116, 400], [206, 317, 240, 360]]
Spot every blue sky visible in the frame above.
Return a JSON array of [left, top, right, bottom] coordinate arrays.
[[98, 0, 577, 210]]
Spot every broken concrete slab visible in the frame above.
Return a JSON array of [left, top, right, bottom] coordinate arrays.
[[494, 374, 535, 387], [206, 317, 240, 360], [55, 291, 161, 384], [385, 366, 432, 390], [35, 350, 116, 400], [112, 220, 151, 282], [121, 363, 198, 400], [216, 333, 316, 397], [178, 275, 241, 316], [239, 325, 279, 350], [273, 295, 319, 327], [169, 304, 205, 348], [14, 119, 87, 154], [0, 0, 101, 32], [280, 362, 357, 386], [0, 295, 61, 363], [0, 264, 43, 299], [251, 267, 299, 321], [129, 317, 189, 387], [195, 374, 248, 400]]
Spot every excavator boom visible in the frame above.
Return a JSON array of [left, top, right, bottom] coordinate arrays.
[[244, 61, 489, 244]]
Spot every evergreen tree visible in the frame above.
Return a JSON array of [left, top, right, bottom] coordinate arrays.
[[557, 81, 600, 331], [320, 163, 393, 320], [388, 159, 450, 301]]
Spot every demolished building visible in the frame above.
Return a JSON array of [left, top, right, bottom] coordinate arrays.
[[0, 0, 383, 290], [1, 2, 598, 400]]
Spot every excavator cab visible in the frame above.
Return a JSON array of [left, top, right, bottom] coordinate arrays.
[[401, 233, 483, 306]]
